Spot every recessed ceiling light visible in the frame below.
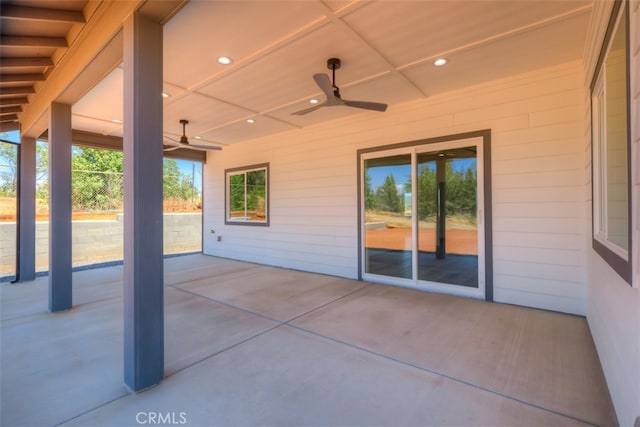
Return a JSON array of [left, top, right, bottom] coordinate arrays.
[[434, 58, 447, 67], [194, 136, 202, 139], [217, 56, 232, 65], [162, 92, 171, 98], [246, 119, 255, 124], [309, 99, 319, 104], [112, 119, 122, 124]]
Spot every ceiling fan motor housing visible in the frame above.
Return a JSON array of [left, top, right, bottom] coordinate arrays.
[[327, 57, 341, 70], [327, 58, 342, 97], [180, 119, 190, 144]]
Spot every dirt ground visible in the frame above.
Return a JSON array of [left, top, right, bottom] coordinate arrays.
[[366, 227, 478, 255]]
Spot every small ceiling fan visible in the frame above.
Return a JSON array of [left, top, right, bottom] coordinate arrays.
[[292, 58, 388, 116], [163, 119, 222, 152]]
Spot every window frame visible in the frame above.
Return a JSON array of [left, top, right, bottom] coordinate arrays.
[[590, 0, 633, 285], [224, 163, 269, 226]]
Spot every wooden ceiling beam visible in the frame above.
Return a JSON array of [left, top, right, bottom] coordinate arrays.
[[0, 121, 19, 132], [0, 86, 35, 95], [0, 73, 45, 82], [21, 0, 187, 138], [0, 5, 85, 23], [0, 97, 28, 106], [0, 114, 18, 122], [0, 36, 68, 48], [0, 106, 22, 114], [0, 57, 54, 67], [37, 128, 206, 162]]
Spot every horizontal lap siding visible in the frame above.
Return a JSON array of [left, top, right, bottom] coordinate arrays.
[[204, 130, 359, 278], [485, 70, 586, 314], [585, 1, 640, 426], [203, 61, 587, 314]]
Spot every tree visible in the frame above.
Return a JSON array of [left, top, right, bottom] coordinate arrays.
[[229, 173, 245, 212], [0, 141, 49, 198], [35, 142, 49, 203], [1, 142, 201, 212], [445, 162, 476, 217], [417, 163, 437, 219], [0, 143, 17, 197], [376, 174, 403, 213], [461, 167, 477, 214], [163, 158, 195, 201], [416, 160, 476, 220], [246, 169, 265, 215], [229, 169, 266, 218], [446, 162, 464, 215], [364, 172, 378, 210], [71, 147, 123, 211]]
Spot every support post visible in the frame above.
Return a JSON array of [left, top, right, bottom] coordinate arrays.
[[123, 11, 164, 391], [17, 136, 36, 281], [48, 102, 72, 311], [436, 157, 446, 259]]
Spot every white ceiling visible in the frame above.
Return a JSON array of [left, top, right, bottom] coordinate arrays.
[[71, 0, 593, 148]]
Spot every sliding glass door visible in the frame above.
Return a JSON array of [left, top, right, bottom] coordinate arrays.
[[362, 137, 485, 299]]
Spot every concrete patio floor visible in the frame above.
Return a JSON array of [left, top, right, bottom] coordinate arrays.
[[1, 254, 616, 426]]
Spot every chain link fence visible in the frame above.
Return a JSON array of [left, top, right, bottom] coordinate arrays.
[[71, 169, 124, 213], [30, 166, 202, 216], [1, 143, 203, 278]]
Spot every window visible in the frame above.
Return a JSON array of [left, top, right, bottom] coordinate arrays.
[[225, 163, 269, 225], [591, 0, 632, 284]]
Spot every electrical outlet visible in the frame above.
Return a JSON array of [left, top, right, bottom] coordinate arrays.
[[217, 236, 223, 242]]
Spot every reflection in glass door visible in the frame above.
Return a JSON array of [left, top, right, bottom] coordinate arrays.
[[364, 154, 412, 279], [361, 138, 485, 299], [417, 148, 478, 287]]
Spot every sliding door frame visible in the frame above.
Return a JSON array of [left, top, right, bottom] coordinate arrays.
[[357, 129, 493, 301]]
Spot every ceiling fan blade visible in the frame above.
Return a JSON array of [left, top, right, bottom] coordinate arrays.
[[164, 135, 221, 151], [342, 99, 388, 112], [313, 73, 335, 99], [291, 101, 329, 116], [186, 142, 223, 151], [294, 64, 387, 116], [163, 135, 180, 144]]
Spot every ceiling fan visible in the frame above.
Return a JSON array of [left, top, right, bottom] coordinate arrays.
[[292, 58, 388, 116], [163, 119, 222, 152]]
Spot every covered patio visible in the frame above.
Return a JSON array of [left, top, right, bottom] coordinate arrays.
[[1, 254, 616, 426]]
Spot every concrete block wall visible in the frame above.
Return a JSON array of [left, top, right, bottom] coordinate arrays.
[[163, 213, 203, 254], [0, 222, 16, 275], [71, 220, 124, 267], [0, 213, 202, 277]]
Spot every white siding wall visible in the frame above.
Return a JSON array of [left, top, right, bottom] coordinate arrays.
[[585, 1, 640, 426], [203, 60, 588, 315]]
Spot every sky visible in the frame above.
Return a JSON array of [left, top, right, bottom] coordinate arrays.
[[175, 159, 203, 192], [367, 158, 477, 191], [0, 131, 20, 144]]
